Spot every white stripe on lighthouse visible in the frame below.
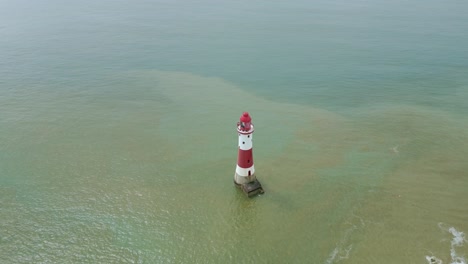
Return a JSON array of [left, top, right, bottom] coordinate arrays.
[[236, 165, 255, 177], [238, 133, 253, 150]]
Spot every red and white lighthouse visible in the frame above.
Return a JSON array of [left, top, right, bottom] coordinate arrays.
[[234, 112, 264, 197]]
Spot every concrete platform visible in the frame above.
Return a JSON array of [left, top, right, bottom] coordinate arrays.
[[238, 179, 264, 197]]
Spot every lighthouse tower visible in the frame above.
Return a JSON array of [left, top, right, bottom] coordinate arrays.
[[234, 112, 264, 197]]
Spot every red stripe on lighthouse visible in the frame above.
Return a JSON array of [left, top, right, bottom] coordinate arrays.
[[237, 148, 253, 168]]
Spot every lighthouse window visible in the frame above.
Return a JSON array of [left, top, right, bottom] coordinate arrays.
[[242, 141, 245, 144], [247, 159, 250, 163], [248, 170, 251, 176], [248, 135, 250, 138]]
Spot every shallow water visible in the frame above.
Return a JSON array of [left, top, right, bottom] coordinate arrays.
[[1, 0, 468, 263]]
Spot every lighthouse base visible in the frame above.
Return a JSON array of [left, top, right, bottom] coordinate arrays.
[[235, 179, 264, 197]]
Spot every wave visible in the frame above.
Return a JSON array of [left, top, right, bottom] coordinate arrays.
[[325, 213, 365, 264], [426, 223, 467, 264]]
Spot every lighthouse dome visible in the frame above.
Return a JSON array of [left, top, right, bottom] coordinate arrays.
[[240, 112, 251, 123], [238, 112, 252, 131]]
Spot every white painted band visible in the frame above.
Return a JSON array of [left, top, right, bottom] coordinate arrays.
[[235, 165, 255, 177], [238, 134, 253, 150]]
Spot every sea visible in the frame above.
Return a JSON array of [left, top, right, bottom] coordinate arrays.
[[1, 0, 468, 263]]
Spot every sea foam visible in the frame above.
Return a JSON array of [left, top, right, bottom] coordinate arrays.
[[426, 223, 467, 264]]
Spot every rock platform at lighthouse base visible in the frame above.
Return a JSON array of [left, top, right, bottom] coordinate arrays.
[[236, 179, 264, 197]]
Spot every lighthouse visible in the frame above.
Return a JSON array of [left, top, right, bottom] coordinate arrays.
[[234, 112, 264, 197]]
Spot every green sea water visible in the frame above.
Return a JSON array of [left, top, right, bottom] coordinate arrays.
[[1, 0, 468, 263]]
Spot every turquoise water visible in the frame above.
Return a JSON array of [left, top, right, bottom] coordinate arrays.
[[1, 0, 468, 263]]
